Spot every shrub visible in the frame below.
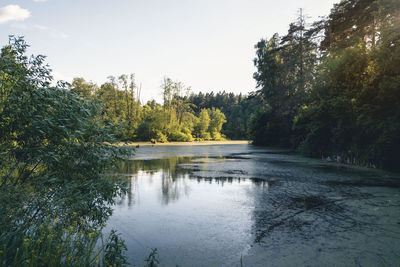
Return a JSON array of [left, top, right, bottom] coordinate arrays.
[[0, 37, 131, 266]]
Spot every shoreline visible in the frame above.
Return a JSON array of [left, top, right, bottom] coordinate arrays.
[[117, 140, 251, 146]]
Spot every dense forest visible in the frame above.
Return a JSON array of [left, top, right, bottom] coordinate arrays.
[[250, 0, 400, 171], [187, 92, 259, 140], [69, 76, 255, 141]]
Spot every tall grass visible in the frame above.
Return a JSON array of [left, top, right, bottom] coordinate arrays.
[[0, 219, 127, 267]]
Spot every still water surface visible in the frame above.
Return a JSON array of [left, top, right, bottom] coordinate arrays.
[[106, 144, 400, 266]]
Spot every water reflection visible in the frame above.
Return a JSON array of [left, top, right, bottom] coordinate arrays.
[[107, 146, 400, 267], [116, 156, 269, 206]]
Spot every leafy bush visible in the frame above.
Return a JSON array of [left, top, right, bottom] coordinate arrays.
[[0, 37, 131, 266], [168, 131, 193, 142], [155, 132, 168, 143]]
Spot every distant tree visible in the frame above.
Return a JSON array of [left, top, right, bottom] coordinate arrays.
[[194, 109, 211, 140], [187, 91, 256, 140], [208, 108, 226, 140], [69, 77, 98, 98]]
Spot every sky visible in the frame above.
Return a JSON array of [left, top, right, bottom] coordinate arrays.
[[0, 0, 338, 103]]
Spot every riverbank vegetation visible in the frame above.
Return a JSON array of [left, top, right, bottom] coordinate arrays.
[[0, 37, 132, 266], [69, 76, 256, 142], [249, 0, 400, 171]]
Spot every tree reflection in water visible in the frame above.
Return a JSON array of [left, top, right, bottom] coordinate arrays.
[[107, 148, 400, 266], [116, 157, 193, 205], [114, 156, 269, 206]]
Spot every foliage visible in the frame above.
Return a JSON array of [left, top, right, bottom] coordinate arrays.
[[70, 77, 98, 98], [251, 1, 400, 171], [73, 75, 232, 142], [208, 108, 227, 140], [251, 9, 318, 147], [0, 220, 126, 267], [187, 91, 259, 139], [104, 230, 128, 266], [92, 74, 142, 140], [0, 36, 131, 266]]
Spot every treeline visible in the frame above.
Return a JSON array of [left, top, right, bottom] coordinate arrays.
[[250, 0, 400, 171], [70, 77, 256, 142], [187, 92, 259, 139]]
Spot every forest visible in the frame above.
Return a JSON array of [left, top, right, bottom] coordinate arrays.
[[250, 0, 400, 171], [69, 76, 255, 142]]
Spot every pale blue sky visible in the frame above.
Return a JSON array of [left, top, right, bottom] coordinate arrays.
[[0, 0, 338, 102]]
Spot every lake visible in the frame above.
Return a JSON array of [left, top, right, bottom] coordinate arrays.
[[106, 144, 400, 266]]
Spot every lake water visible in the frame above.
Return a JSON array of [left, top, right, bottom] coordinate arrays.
[[106, 144, 400, 266]]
